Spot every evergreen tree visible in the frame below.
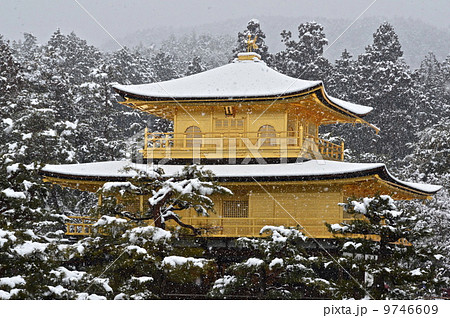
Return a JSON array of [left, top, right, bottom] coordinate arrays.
[[357, 22, 414, 157], [185, 56, 205, 76], [327, 195, 445, 299], [0, 158, 67, 299], [400, 117, 450, 280], [273, 21, 332, 81], [327, 49, 358, 100], [326, 22, 415, 161], [151, 51, 179, 82], [95, 165, 232, 232], [210, 226, 334, 299], [411, 52, 449, 130], [232, 19, 271, 62], [0, 36, 22, 111]]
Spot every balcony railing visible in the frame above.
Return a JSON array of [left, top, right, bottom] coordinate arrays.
[[64, 216, 411, 245], [63, 215, 335, 238], [65, 215, 96, 236], [141, 131, 344, 161]]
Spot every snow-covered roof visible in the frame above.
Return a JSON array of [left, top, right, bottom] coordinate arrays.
[[41, 160, 441, 195], [113, 58, 373, 117]]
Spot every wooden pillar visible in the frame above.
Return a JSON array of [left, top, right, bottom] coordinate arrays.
[[139, 195, 144, 212]]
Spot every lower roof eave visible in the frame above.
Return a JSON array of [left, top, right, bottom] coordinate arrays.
[[40, 160, 441, 198]]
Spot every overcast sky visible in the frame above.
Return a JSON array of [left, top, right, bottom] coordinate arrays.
[[1, 0, 449, 47]]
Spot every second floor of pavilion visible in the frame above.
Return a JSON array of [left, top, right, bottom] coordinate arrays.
[[114, 53, 378, 163]]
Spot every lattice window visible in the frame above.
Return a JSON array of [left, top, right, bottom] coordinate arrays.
[[215, 118, 244, 130], [223, 200, 249, 218], [121, 198, 141, 213], [185, 126, 202, 147], [258, 124, 277, 146]]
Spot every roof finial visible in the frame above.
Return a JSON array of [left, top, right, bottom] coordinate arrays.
[[246, 34, 258, 52]]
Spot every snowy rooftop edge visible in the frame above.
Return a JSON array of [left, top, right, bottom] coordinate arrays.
[[41, 160, 441, 194], [112, 59, 372, 116]]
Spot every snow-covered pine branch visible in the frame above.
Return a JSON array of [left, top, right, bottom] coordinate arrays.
[[96, 165, 232, 234]]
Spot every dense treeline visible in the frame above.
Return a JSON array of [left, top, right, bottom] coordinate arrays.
[[0, 20, 449, 299]]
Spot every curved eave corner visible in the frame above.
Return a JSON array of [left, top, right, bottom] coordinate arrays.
[[318, 87, 378, 133], [113, 84, 378, 132], [377, 166, 442, 198]]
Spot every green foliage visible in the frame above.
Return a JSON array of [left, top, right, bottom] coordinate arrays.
[[232, 19, 271, 61], [210, 226, 334, 299], [327, 195, 446, 299], [0, 21, 449, 299], [97, 165, 232, 232], [273, 21, 331, 81]]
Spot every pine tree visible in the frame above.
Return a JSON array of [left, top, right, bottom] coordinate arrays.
[[327, 49, 358, 100], [332, 22, 415, 160], [232, 19, 271, 61], [210, 226, 334, 299], [400, 117, 450, 280], [0, 36, 22, 112], [273, 21, 331, 81], [151, 51, 179, 82], [327, 195, 445, 299], [0, 158, 68, 299], [411, 52, 449, 130], [185, 56, 205, 76], [95, 165, 232, 233]]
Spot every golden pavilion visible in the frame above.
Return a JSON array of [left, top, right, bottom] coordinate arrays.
[[41, 50, 441, 239]]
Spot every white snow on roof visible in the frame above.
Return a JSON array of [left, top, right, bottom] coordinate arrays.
[[327, 95, 373, 116], [42, 160, 381, 178], [114, 59, 319, 99], [42, 160, 441, 194], [384, 170, 442, 193], [113, 59, 372, 116]]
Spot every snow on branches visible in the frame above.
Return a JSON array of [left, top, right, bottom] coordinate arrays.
[[97, 165, 232, 234]]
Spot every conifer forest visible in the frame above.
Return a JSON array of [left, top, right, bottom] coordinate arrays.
[[0, 18, 449, 300]]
